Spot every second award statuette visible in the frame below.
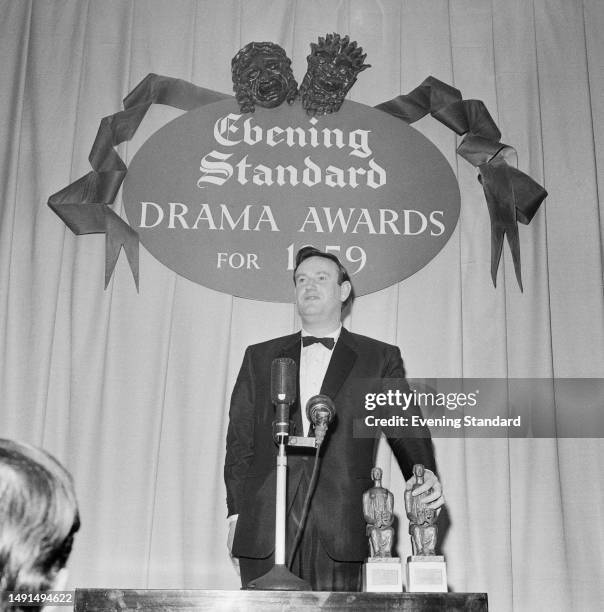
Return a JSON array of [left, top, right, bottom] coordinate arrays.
[[404, 464, 447, 592]]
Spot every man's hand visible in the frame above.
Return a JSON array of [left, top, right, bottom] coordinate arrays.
[[227, 517, 240, 575], [405, 469, 445, 511]]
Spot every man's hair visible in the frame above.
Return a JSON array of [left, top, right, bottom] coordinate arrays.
[[0, 439, 80, 598], [293, 246, 354, 309]]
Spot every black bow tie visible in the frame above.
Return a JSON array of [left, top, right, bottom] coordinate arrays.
[[302, 336, 335, 350]]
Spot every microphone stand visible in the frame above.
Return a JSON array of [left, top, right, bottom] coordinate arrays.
[[246, 405, 311, 591]]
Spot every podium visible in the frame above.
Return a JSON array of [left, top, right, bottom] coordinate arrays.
[[74, 589, 488, 611]]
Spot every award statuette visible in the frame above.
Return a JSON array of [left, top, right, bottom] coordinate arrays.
[[404, 464, 448, 592], [362, 467, 403, 592]]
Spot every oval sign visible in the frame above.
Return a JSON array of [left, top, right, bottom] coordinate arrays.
[[123, 99, 460, 301]]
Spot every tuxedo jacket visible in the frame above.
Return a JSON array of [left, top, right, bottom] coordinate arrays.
[[224, 327, 437, 562]]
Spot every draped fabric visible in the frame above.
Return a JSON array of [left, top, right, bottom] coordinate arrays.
[[1, 2, 603, 610]]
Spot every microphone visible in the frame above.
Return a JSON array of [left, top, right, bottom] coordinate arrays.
[[306, 394, 336, 445], [271, 358, 297, 443]]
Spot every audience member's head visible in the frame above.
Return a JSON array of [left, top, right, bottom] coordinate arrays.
[[0, 439, 80, 599]]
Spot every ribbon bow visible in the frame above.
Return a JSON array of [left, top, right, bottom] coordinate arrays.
[[377, 76, 547, 290]]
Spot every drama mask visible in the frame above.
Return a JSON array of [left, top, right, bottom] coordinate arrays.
[[231, 41, 298, 113], [300, 33, 370, 116]]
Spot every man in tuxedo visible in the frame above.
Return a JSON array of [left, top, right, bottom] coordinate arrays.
[[224, 247, 444, 590]]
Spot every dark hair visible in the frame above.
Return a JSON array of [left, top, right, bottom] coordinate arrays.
[[293, 246, 354, 309], [0, 440, 80, 600]]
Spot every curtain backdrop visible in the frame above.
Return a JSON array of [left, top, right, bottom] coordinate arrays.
[[1, 1, 603, 610]]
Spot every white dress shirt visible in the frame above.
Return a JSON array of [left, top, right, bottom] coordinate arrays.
[[299, 326, 341, 435]]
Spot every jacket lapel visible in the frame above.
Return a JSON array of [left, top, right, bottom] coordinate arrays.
[[320, 328, 357, 400]]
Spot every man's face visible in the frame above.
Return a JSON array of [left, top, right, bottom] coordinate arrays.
[[294, 256, 351, 326]]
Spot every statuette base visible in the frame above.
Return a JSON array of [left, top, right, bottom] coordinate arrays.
[[406, 555, 447, 592], [362, 557, 403, 593]]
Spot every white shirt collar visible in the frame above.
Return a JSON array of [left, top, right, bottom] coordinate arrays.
[[301, 324, 342, 341]]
